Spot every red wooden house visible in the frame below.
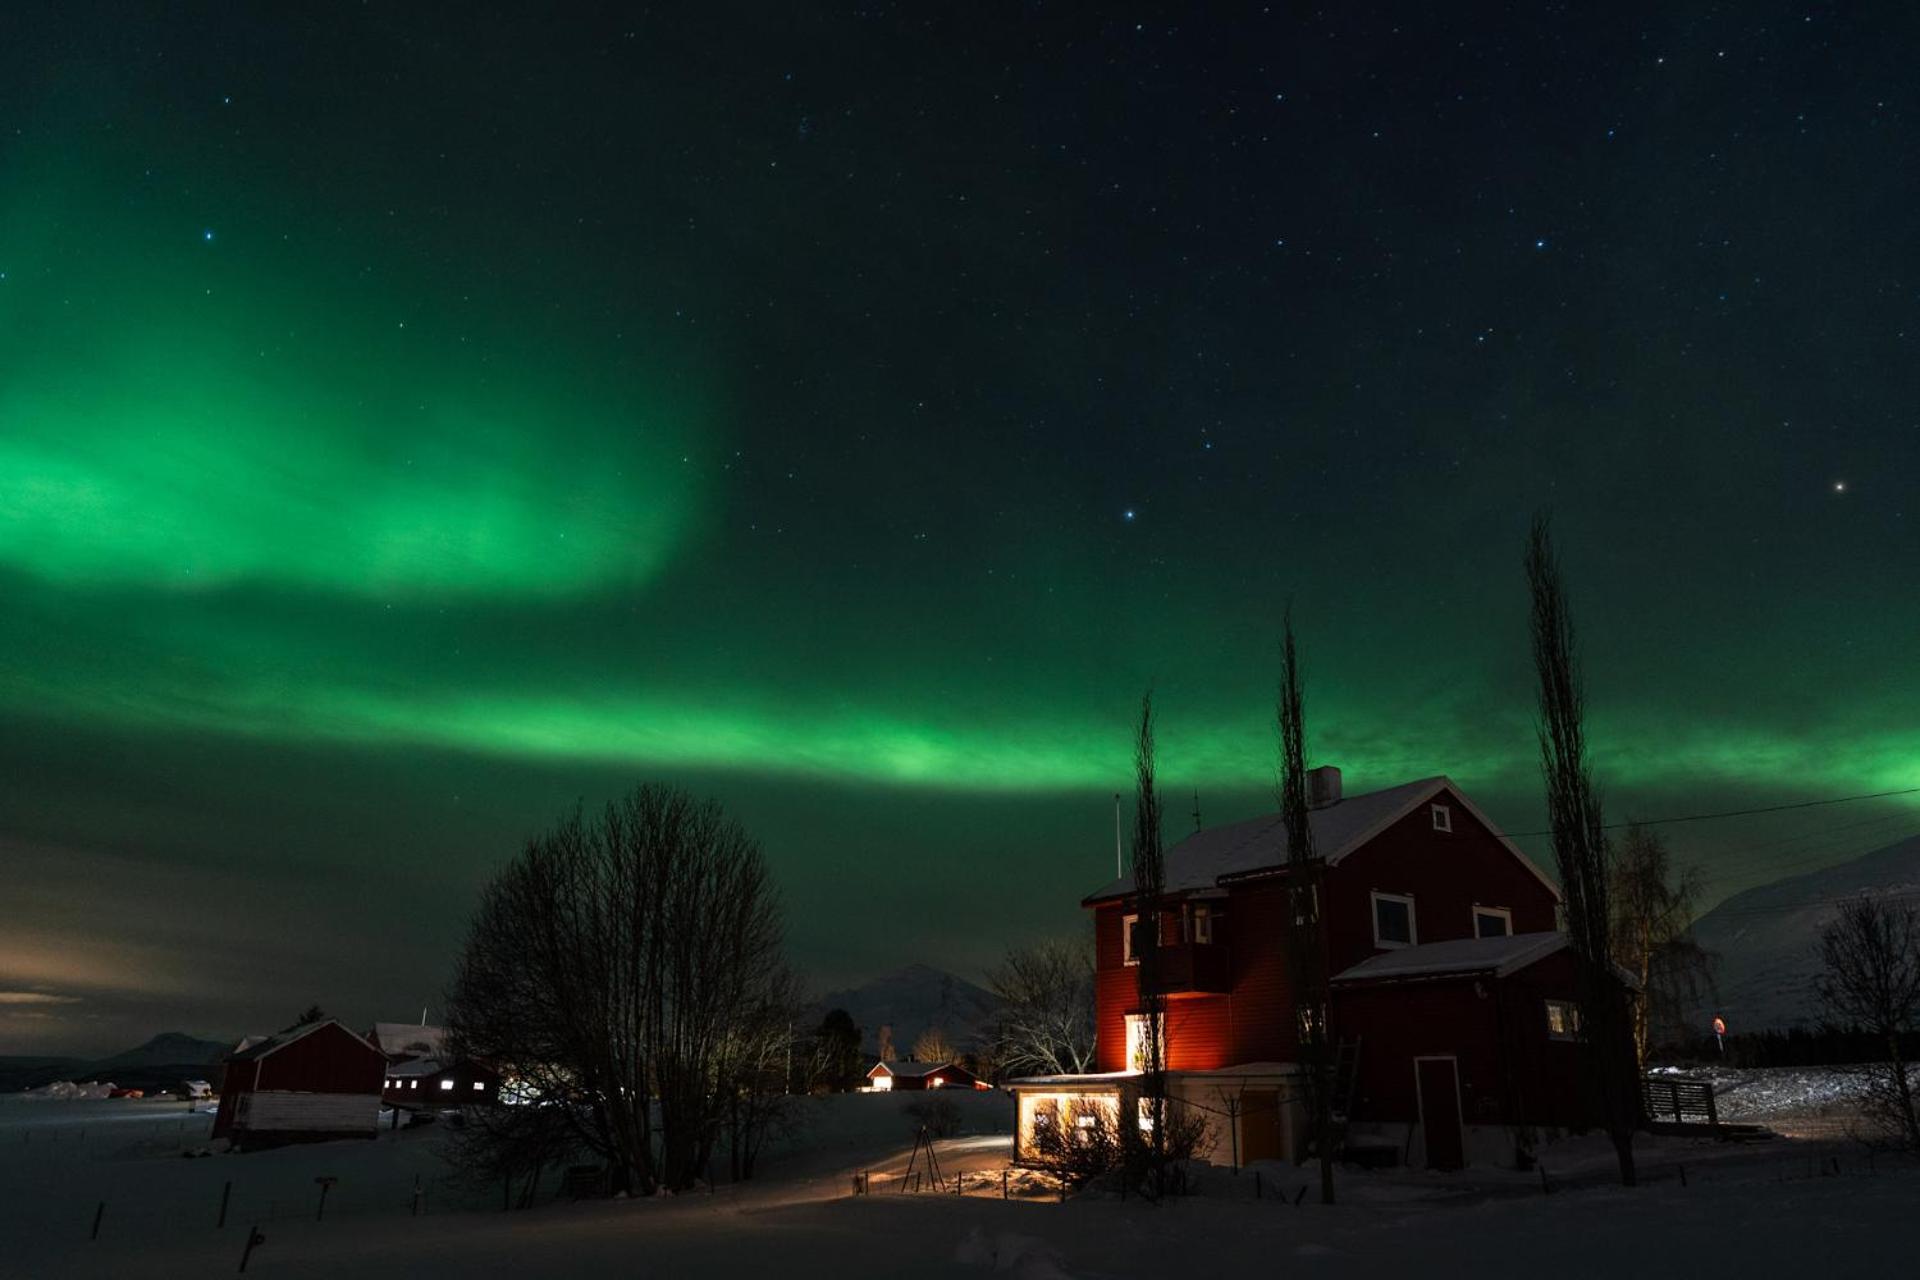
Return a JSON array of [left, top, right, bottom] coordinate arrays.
[[1010, 769, 1625, 1170], [866, 1060, 986, 1091], [212, 1019, 387, 1150]]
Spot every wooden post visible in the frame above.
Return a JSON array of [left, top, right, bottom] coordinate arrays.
[[1539, 1166, 1551, 1195], [411, 1175, 422, 1216], [1678, 1164, 1686, 1187], [90, 1202, 105, 1240], [218, 1180, 232, 1228], [238, 1225, 266, 1273], [315, 1177, 337, 1222], [1254, 1170, 1262, 1199], [1002, 1169, 1009, 1200]]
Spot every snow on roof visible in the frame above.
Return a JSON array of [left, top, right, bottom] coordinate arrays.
[[869, 1060, 962, 1078], [1330, 931, 1569, 983], [1086, 776, 1482, 903], [227, 1019, 382, 1064], [387, 1057, 445, 1078], [370, 1023, 447, 1058]]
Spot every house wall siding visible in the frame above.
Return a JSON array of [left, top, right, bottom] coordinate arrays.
[[1324, 787, 1558, 974], [1226, 884, 1295, 1063]]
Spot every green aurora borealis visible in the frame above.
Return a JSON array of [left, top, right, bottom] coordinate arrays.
[[3, 4, 1916, 1051]]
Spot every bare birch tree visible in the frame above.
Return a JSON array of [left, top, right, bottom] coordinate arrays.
[[1278, 607, 1335, 1204], [444, 783, 790, 1195], [1525, 513, 1637, 1186], [1609, 824, 1715, 1062], [988, 937, 1097, 1077], [1818, 893, 1920, 1149]]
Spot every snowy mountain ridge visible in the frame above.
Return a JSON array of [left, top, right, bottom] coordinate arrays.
[[1690, 830, 1920, 1032], [811, 962, 1001, 1059]]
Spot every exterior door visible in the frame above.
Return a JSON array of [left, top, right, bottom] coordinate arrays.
[[1239, 1088, 1283, 1164], [1415, 1057, 1464, 1170]]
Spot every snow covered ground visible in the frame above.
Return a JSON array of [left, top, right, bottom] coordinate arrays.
[[1652, 1062, 1888, 1139], [3, 1087, 1910, 1278]]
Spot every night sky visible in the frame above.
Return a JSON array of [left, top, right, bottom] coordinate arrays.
[[4, 3, 1916, 1055]]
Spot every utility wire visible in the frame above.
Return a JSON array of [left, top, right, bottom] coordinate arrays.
[[1506, 785, 1920, 839]]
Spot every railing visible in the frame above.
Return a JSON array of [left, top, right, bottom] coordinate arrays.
[[1643, 1076, 1718, 1128], [1158, 942, 1230, 994]]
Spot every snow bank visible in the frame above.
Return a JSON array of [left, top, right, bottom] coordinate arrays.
[[19, 1080, 117, 1100]]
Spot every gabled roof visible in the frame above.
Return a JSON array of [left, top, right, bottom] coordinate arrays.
[[227, 1018, 384, 1064], [369, 1022, 447, 1059], [1330, 931, 1570, 983], [868, 1060, 963, 1078], [1082, 775, 1559, 904]]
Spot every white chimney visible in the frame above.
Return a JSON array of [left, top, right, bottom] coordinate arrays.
[[1307, 765, 1343, 810]]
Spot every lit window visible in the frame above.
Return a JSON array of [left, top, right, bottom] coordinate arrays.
[[1190, 903, 1213, 945], [409, 1080, 417, 1089], [1474, 907, 1513, 938], [1124, 1012, 1165, 1072], [1121, 913, 1142, 966], [1371, 891, 1416, 948], [1137, 1097, 1159, 1133], [1431, 804, 1452, 833], [1545, 1000, 1583, 1041], [930, 1076, 945, 1089], [440, 1079, 455, 1091], [472, 1082, 484, 1091]]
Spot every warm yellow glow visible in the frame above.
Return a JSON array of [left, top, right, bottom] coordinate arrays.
[[1124, 1013, 1164, 1072], [872, 1074, 892, 1091], [1015, 1089, 1122, 1161]]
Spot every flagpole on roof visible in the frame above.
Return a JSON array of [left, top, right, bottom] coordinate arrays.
[[1114, 791, 1122, 879]]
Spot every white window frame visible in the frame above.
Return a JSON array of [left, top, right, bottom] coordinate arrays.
[[1189, 903, 1213, 945], [1371, 890, 1417, 949], [1430, 803, 1452, 833], [1121, 913, 1141, 966], [1545, 999, 1583, 1041], [1473, 905, 1513, 938]]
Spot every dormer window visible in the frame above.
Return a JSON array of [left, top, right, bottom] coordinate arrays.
[[1474, 906, 1513, 938], [1371, 891, 1417, 949], [1430, 803, 1452, 833]]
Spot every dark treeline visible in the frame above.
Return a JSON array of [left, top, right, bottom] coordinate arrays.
[[1663, 1027, 1920, 1069]]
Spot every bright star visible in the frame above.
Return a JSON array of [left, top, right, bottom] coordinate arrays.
[[1534, 238, 1547, 250], [1123, 509, 1137, 522], [1833, 481, 1847, 493], [202, 229, 215, 243]]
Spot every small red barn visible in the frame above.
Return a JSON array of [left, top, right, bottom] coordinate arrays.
[[212, 1020, 386, 1149], [866, 1060, 984, 1091]]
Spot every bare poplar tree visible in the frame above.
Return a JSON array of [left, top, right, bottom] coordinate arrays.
[[1609, 824, 1715, 1062], [444, 783, 791, 1195], [988, 937, 1097, 1077], [1277, 607, 1335, 1204], [1818, 893, 1920, 1149], [1525, 513, 1637, 1186], [1129, 691, 1170, 1198]]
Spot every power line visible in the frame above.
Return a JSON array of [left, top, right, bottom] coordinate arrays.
[[1506, 785, 1920, 839]]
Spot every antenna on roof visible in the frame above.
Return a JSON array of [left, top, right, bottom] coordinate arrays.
[[1191, 789, 1203, 834], [420, 1006, 428, 1026], [1114, 792, 1123, 879]]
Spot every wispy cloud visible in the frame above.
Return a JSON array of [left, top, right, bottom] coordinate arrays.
[[0, 990, 83, 1006]]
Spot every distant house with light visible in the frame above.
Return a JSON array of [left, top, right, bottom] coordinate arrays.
[[212, 1020, 386, 1149], [368, 1022, 501, 1109], [866, 1060, 984, 1091], [1008, 770, 1633, 1170]]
